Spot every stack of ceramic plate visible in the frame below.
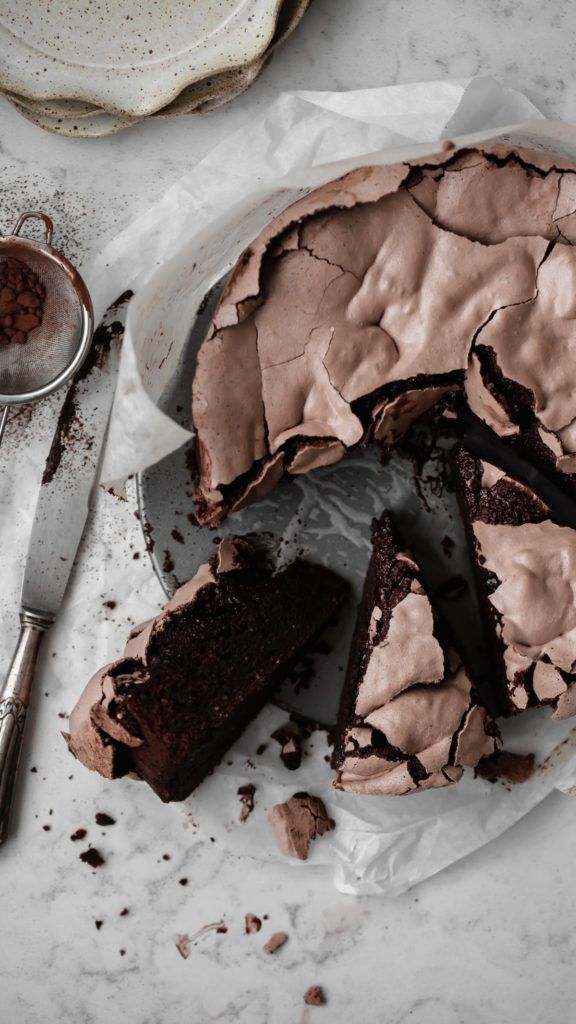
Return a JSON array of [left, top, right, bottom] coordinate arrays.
[[0, 0, 310, 138]]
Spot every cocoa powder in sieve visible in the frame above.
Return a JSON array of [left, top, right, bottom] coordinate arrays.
[[0, 256, 45, 345]]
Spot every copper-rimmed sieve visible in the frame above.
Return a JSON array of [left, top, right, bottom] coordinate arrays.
[[0, 211, 93, 443]]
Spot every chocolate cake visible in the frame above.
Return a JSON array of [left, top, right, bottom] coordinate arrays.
[[192, 144, 576, 525], [332, 514, 500, 795], [453, 448, 576, 719], [65, 538, 346, 802]]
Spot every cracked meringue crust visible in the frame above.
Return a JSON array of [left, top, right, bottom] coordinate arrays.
[[65, 538, 347, 802], [453, 447, 576, 719], [332, 514, 500, 796], [192, 144, 576, 525]]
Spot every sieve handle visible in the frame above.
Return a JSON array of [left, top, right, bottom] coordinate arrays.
[[11, 211, 54, 246], [0, 610, 53, 845]]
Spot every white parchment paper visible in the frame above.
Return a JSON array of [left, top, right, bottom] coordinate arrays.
[[5, 77, 576, 896]]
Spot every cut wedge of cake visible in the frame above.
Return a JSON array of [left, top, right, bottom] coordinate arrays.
[[66, 538, 347, 802], [453, 447, 576, 720], [332, 514, 500, 795]]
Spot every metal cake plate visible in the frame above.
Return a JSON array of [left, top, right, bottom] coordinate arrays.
[[136, 280, 576, 726]]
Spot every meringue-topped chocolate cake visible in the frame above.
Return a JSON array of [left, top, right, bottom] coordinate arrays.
[[192, 144, 576, 526], [332, 514, 500, 795], [66, 538, 347, 802]]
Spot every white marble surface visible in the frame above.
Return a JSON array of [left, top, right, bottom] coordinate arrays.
[[2, 2, 576, 1021]]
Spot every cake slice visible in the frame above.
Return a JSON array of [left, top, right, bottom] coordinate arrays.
[[453, 447, 576, 719], [332, 514, 499, 795], [66, 538, 347, 802]]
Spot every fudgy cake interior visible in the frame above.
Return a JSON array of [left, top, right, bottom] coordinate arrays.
[[332, 513, 499, 795], [453, 447, 576, 719], [67, 540, 347, 802]]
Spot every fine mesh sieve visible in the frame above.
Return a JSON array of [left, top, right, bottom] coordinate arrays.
[[0, 211, 93, 444]]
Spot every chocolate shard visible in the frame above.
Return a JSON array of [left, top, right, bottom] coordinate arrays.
[[267, 793, 335, 860]]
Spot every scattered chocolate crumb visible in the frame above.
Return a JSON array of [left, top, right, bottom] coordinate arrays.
[[70, 828, 87, 842], [244, 913, 262, 935], [434, 574, 468, 601], [476, 750, 536, 784], [120, 908, 129, 916], [132, 552, 140, 560], [268, 793, 335, 860], [179, 878, 188, 887], [95, 920, 103, 931], [119, 949, 126, 957], [304, 986, 326, 1006], [238, 783, 256, 822], [57, 712, 68, 719], [42, 824, 51, 831], [262, 931, 288, 954], [176, 934, 191, 959], [271, 722, 304, 771], [162, 550, 175, 573], [171, 528, 185, 544], [441, 534, 455, 556], [95, 812, 116, 827], [263, 914, 269, 920], [79, 847, 105, 868], [162, 853, 171, 861], [30, 766, 37, 773], [102, 600, 117, 610], [256, 743, 268, 756]]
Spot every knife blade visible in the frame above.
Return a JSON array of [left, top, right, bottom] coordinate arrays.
[[22, 296, 130, 617], [0, 293, 130, 843]]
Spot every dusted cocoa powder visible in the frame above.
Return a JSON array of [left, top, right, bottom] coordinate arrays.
[[0, 257, 45, 345]]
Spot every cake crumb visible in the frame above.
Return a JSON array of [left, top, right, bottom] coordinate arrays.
[[102, 600, 116, 610], [271, 722, 304, 770], [178, 878, 189, 886], [476, 750, 535, 784], [304, 986, 326, 1006], [70, 828, 87, 842], [262, 931, 288, 954], [120, 908, 129, 916], [95, 920, 103, 931], [238, 783, 256, 822], [79, 847, 105, 868], [244, 913, 262, 934], [95, 812, 116, 827]]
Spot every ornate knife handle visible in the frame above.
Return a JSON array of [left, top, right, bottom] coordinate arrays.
[[0, 610, 53, 844]]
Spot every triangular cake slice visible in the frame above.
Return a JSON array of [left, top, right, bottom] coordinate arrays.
[[453, 447, 576, 719], [66, 538, 347, 802], [332, 514, 499, 795]]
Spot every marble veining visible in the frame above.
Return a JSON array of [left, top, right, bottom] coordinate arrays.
[[2, 1, 576, 1021]]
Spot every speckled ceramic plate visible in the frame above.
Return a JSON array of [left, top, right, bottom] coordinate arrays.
[[0, 0, 306, 117], [5, 56, 270, 137]]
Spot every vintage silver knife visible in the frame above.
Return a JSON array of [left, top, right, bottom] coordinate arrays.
[[0, 295, 129, 844]]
